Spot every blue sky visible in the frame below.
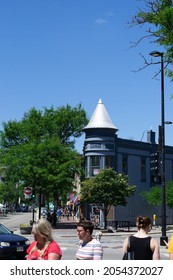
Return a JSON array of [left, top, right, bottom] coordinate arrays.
[[0, 0, 172, 152]]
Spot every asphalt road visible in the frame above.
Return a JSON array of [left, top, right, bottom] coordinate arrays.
[[0, 211, 33, 230], [0, 212, 171, 260]]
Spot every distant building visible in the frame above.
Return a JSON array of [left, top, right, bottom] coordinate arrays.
[[82, 99, 173, 225]]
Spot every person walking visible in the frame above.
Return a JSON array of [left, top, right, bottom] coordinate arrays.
[[122, 216, 160, 260], [26, 219, 62, 260], [76, 220, 103, 260], [164, 236, 173, 259]]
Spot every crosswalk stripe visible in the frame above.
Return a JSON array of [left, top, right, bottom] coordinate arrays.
[[61, 247, 68, 252]]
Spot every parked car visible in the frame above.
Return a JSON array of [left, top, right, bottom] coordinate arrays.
[[0, 223, 30, 259], [15, 205, 28, 212]]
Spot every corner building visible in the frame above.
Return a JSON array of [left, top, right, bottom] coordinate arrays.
[[82, 99, 173, 225]]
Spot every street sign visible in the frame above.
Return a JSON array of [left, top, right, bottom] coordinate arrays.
[[24, 187, 32, 199]]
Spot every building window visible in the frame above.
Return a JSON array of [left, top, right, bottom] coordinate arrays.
[[122, 156, 128, 175], [105, 156, 114, 169], [90, 143, 101, 149], [86, 144, 90, 150], [105, 143, 114, 150], [85, 160, 89, 177], [141, 158, 146, 182], [90, 156, 101, 176]]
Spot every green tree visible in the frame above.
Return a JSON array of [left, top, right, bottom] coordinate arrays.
[[130, 0, 173, 79], [0, 182, 17, 206], [80, 168, 136, 229], [142, 180, 173, 208], [141, 180, 173, 221], [166, 181, 173, 208], [142, 186, 161, 206], [0, 104, 88, 207]]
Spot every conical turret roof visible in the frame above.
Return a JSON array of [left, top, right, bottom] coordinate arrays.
[[84, 99, 118, 131]]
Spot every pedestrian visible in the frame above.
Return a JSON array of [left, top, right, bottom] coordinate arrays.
[[61, 208, 65, 220], [164, 236, 173, 259], [66, 209, 70, 220], [57, 208, 62, 221], [122, 215, 160, 260], [51, 210, 57, 226], [26, 219, 62, 260], [79, 214, 86, 223], [76, 220, 103, 260], [71, 210, 74, 220], [46, 211, 52, 224]]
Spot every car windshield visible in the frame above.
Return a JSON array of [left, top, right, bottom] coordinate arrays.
[[0, 224, 12, 234]]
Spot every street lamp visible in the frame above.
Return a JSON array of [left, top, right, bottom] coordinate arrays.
[[149, 50, 168, 246]]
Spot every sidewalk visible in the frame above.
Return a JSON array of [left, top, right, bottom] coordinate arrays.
[[54, 216, 173, 237], [53, 217, 77, 229], [6, 213, 169, 259]]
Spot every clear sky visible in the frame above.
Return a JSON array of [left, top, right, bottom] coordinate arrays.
[[0, 0, 172, 153]]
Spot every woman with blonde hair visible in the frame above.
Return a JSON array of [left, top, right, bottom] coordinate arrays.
[[26, 219, 62, 260], [122, 216, 160, 260]]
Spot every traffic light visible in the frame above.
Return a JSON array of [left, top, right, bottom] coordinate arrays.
[[32, 191, 35, 201], [150, 152, 161, 183], [150, 152, 160, 174]]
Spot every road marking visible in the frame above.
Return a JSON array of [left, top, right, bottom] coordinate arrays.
[[61, 247, 68, 252]]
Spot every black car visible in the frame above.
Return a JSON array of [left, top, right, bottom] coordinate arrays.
[[15, 205, 28, 212], [0, 223, 30, 259]]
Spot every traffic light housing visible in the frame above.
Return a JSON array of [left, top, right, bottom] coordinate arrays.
[[150, 152, 159, 173], [150, 152, 161, 183]]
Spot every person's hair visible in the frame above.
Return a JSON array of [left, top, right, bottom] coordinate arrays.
[[77, 220, 94, 234], [29, 219, 54, 257], [136, 216, 152, 229], [32, 219, 53, 242]]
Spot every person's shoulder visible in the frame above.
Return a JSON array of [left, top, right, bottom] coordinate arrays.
[[50, 240, 60, 246], [131, 234, 138, 238], [27, 240, 36, 252], [123, 236, 129, 244], [91, 238, 102, 245], [150, 236, 159, 246], [48, 240, 62, 254], [30, 241, 37, 247], [167, 235, 173, 247]]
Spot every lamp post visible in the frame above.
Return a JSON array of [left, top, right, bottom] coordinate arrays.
[[149, 50, 168, 246]]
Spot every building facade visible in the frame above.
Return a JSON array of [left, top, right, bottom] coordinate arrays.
[[83, 99, 173, 225]]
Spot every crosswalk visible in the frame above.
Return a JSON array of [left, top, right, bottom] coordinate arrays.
[[0, 212, 171, 260]]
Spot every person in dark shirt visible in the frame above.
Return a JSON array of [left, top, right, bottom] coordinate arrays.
[[122, 216, 160, 260]]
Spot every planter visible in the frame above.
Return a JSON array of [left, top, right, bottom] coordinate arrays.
[[20, 226, 32, 235]]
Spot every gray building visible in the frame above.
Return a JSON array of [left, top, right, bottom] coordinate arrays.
[[83, 99, 173, 225]]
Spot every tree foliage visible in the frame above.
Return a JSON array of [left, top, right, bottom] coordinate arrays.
[[80, 168, 136, 227], [141, 180, 173, 208], [141, 185, 161, 206], [0, 104, 88, 205], [130, 0, 173, 79]]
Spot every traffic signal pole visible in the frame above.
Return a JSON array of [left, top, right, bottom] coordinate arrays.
[[149, 50, 168, 246], [160, 53, 167, 246]]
